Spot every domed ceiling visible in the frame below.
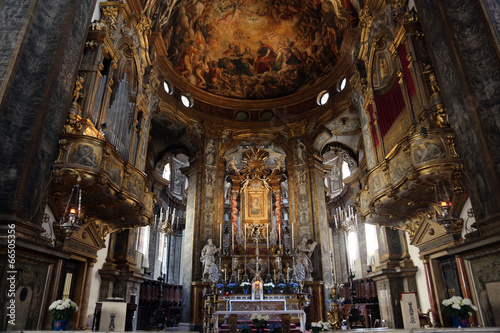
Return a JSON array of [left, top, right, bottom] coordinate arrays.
[[155, 0, 352, 101]]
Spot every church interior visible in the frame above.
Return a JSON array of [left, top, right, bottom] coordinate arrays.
[[1, 0, 500, 331]]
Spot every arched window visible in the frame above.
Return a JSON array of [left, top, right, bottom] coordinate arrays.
[[347, 231, 359, 273], [163, 162, 171, 180], [365, 223, 379, 257]]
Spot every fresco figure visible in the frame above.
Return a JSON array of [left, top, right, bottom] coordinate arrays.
[[255, 41, 277, 74]]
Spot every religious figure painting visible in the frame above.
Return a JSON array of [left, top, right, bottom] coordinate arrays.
[[244, 189, 269, 222], [153, 0, 351, 100]]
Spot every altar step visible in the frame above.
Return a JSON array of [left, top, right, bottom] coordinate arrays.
[[218, 320, 301, 333]]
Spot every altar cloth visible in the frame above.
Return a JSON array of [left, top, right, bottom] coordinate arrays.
[[214, 310, 306, 333]]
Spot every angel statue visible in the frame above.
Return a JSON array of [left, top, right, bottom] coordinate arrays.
[[296, 238, 317, 280]]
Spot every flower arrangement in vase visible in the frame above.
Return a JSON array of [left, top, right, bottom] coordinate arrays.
[[277, 282, 286, 293], [240, 281, 251, 294], [289, 282, 299, 293], [264, 282, 274, 294], [238, 323, 251, 333], [227, 282, 238, 294], [49, 299, 79, 331], [442, 296, 478, 328], [311, 321, 330, 333], [216, 283, 225, 294], [268, 322, 282, 333], [251, 313, 269, 330]]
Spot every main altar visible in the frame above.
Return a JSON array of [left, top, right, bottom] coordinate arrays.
[[198, 147, 316, 333]]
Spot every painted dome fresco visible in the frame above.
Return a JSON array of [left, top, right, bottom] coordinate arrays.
[[151, 0, 353, 100]]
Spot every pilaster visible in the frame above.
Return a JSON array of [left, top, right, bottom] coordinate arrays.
[[369, 227, 417, 328]]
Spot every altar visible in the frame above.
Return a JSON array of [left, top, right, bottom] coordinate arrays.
[[214, 310, 306, 333]]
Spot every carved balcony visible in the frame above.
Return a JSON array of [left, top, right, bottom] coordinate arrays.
[[356, 128, 465, 231], [48, 114, 155, 235]]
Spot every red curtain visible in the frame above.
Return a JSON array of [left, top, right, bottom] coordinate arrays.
[[368, 104, 379, 147], [399, 44, 416, 97], [375, 81, 406, 137]]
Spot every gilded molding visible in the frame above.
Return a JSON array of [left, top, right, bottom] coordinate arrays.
[[285, 120, 308, 138]]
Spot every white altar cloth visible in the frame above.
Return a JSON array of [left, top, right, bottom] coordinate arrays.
[[214, 310, 306, 333]]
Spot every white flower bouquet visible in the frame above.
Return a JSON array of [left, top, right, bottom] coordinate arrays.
[[442, 296, 478, 320], [251, 313, 270, 328], [49, 298, 79, 321], [241, 281, 251, 289], [311, 321, 330, 332], [263, 282, 274, 292]]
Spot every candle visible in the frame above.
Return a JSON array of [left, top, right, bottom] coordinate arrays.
[[278, 226, 281, 248], [291, 221, 294, 250], [244, 226, 247, 251], [232, 224, 235, 253], [266, 225, 269, 251], [220, 222, 223, 248]]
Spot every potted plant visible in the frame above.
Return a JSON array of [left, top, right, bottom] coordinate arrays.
[[311, 321, 330, 333], [289, 282, 299, 293], [49, 298, 79, 331], [227, 282, 238, 294], [264, 282, 274, 294], [268, 322, 282, 333], [240, 281, 251, 294], [442, 296, 478, 328], [277, 282, 286, 294], [238, 323, 251, 333], [251, 313, 269, 333], [216, 283, 225, 294]]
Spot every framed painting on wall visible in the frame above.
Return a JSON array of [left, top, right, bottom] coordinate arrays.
[[243, 184, 269, 223]]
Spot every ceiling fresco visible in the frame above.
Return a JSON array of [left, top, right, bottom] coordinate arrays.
[[154, 0, 352, 100]]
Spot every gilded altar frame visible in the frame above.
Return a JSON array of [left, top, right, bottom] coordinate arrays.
[[243, 181, 270, 224]]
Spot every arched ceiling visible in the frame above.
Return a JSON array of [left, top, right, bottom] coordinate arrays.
[[146, 0, 363, 121]]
